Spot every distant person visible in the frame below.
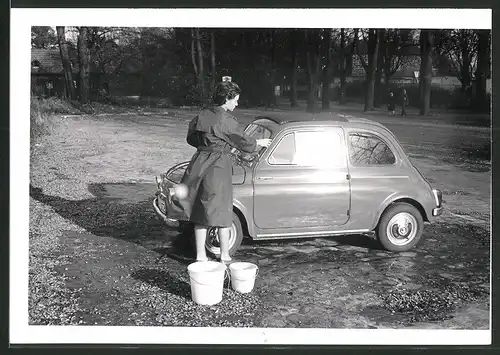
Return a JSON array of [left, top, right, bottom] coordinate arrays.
[[401, 89, 409, 116], [388, 91, 396, 116], [178, 80, 272, 264]]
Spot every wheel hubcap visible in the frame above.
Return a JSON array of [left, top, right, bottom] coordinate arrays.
[[386, 212, 418, 246]]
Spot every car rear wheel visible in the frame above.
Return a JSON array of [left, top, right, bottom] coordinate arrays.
[[377, 202, 424, 252], [205, 212, 244, 258]]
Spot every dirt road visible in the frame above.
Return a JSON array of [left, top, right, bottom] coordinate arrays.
[[29, 108, 490, 329]]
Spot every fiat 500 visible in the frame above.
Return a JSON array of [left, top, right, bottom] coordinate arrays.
[[153, 112, 443, 257]]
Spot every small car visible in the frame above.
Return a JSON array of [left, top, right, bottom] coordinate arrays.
[[153, 112, 443, 257]]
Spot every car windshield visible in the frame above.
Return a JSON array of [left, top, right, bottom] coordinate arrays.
[[230, 119, 274, 164], [244, 123, 273, 139]]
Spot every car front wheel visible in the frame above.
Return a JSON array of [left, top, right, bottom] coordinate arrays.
[[377, 202, 424, 252], [205, 212, 244, 258]]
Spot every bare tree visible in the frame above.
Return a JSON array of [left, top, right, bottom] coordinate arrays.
[[210, 30, 216, 94], [338, 28, 347, 105], [474, 29, 491, 110], [304, 29, 322, 112], [190, 28, 198, 77], [321, 28, 332, 109], [195, 28, 205, 101], [435, 29, 478, 91], [356, 28, 381, 112], [77, 27, 90, 104], [269, 30, 278, 106], [336, 28, 356, 105], [290, 29, 299, 107], [419, 29, 433, 115], [382, 29, 414, 86], [374, 28, 386, 108], [56, 26, 76, 100]]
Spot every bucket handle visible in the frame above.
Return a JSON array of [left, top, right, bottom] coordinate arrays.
[[225, 268, 231, 289], [187, 268, 231, 287], [229, 265, 260, 282]]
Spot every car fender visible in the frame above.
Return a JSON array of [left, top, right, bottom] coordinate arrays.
[[371, 192, 428, 230], [232, 198, 255, 238]]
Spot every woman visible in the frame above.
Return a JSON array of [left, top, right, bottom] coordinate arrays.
[[178, 81, 271, 264]]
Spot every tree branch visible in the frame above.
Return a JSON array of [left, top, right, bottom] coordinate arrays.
[[353, 29, 368, 70], [390, 55, 403, 76]]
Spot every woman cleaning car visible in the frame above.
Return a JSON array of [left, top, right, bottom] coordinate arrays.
[[176, 79, 272, 265]]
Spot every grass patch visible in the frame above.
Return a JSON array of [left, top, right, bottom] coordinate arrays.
[[30, 96, 78, 141]]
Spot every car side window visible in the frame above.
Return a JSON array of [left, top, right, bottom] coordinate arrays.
[[268, 130, 345, 167], [348, 133, 396, 165]]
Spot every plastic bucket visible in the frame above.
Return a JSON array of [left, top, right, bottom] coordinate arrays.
[[187, 261, 227, 305], [229, 262, 259, 294]]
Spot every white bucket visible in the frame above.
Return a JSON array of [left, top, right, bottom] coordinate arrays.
[[229, 262, 259, 294], [187, 261, 227, 305]]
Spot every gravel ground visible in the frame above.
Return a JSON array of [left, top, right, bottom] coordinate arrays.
[[28, 108, 490, 330]]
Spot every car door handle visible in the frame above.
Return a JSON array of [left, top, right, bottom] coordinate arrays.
[[257, 176, 273, 180]]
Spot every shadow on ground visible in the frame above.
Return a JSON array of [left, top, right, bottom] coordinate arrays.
[[29, 183, 195, 261], [30, 182, 383, 260], [130, 268, 191, 300], [243, 233, 384, 251]]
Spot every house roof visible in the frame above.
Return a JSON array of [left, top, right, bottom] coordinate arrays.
[[31, 48, 79, 74]]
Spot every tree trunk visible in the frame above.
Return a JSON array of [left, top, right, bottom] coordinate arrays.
[[77, 26, 90, 104], [419, 29, 433, 115], [338, 28, 346, 105], [290, 30, 299, 107], [190, 28, 198, 77], [56, 26, 75, 101], [210, 30, 216, 94], [305, 30, 320, 112], [364, 29, 380, 112], [270, 30, 277, 106], [460, 31, 471, 91], [195, 28, 205, 103], [321, 28, 332, 109], [346, 29, 358, 76], [475, 29, 490, 111], [374, 29, 385, 108]]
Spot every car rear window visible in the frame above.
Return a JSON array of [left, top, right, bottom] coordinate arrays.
[[348, 133, 396, 165]]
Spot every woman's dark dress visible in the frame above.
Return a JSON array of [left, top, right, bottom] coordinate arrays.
[[178, 106, 258, 228]]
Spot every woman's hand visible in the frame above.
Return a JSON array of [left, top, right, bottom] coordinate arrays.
[[256, 139, 272, 148]]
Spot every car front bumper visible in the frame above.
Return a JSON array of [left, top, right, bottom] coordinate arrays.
[[153, 196, 180, 229]]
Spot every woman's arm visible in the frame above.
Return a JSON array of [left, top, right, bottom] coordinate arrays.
[[216, 115, 259, 153]]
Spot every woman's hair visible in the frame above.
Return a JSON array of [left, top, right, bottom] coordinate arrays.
[[212, 81, 241, 105]]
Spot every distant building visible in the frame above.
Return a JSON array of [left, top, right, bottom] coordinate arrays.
[[348, 42, 461, 89], [31, 47, 139, 98], [31, 48, 79, 97]]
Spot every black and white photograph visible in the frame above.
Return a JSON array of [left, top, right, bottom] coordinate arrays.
[[10, 8, 491, 345]]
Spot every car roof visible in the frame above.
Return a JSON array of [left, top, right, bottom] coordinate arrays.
[[253, 112, 388, 131]]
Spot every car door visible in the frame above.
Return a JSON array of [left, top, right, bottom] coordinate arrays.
[[252, 127, 351, 229]]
